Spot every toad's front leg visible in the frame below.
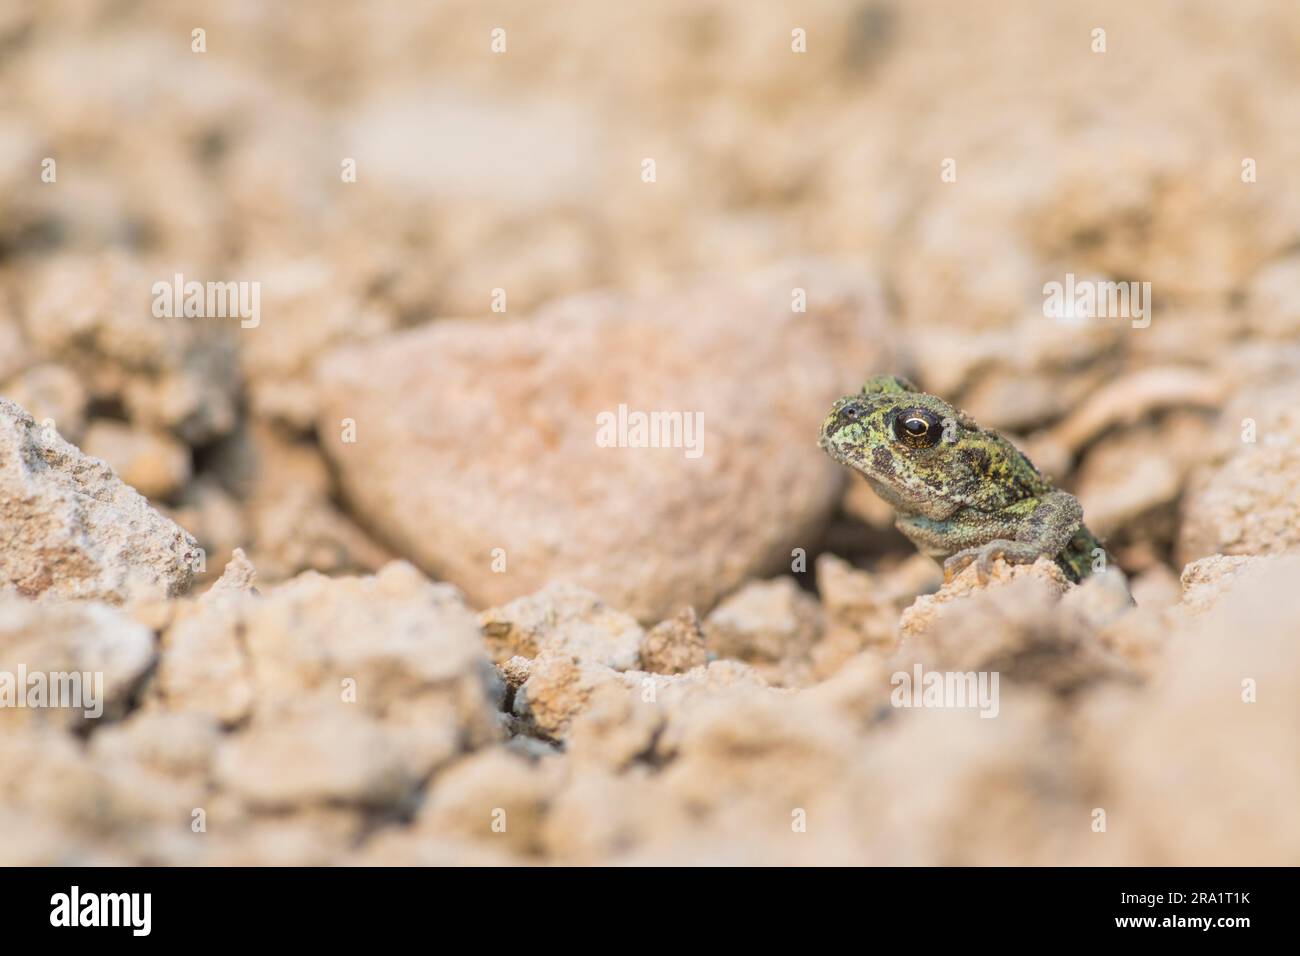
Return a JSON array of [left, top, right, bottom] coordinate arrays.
[[941, 491, 1083, 584]]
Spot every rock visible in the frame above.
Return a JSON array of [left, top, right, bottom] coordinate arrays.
[[205, 548, 259, 598], [205, 422, 394, 585], [1178, 383, 1300, 565], [1085, 554, 1300, 864], [899, 557, 1070, 641], [1073, 414, 1204, 540], [18, 254, 240, 445], [1045, 367, 1228, 458], [82, 420, 192, 501], [564, 681, 667, 769], [201, 809, 367, 867], [1127, 563, 1182, 610], [154, 596, 256, 727], [703, 577, 821, 687], [0, 398, 199, 602], [415, 747, 563, 859], [498, 656, 532, 689], [1175, 552, 1269, 616], [0, 597, 155, 729], [479, 583, 642, 670], [317, 264, 891, 621], [1245, 254, 1300, 340], [841, 475, 899, 532], [640, 607, 708, 675], [89, 711, 221, 780], [812, 553, 938, 677], [163, 478, 248, 590], [0, 363, 87, 444], [898, 561, 1135, 697], [215, 708, 416, 810], [235, 258, 396, 432], [156, 561, 503, 773], [0, 724, 142, 862], [511, 653, 606, 739], [0, 317, 29, 386]]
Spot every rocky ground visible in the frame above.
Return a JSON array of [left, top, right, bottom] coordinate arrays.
[[1, 0, 1299, 864]]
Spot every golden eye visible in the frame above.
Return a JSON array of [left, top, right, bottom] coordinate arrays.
[[892, 408, 942, 447]]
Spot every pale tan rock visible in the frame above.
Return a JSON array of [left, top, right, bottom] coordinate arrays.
[[417, 748, 563, 859], [541, 768, 680, 864], [202, 811, 367, 867], [511, 653, 604, 739], [0, 597, 155, 729], [0, 808, 84, 866], [0, 363, 87, 444], [512, 636, 772, 745], [565, 680, 665, 770], [0, 725, 100, 830], [1175, 552, 1272, 617], [154, 598, 256, 727], [317, 265, 891, 622], [624, 687, 876, 865], [164, 478, 248, 590], [157, 562, 503, 770], [214, 708, 415, 810], [1074, 414, 1208, 540], [0, 398, 199, 602], [479, 583, 642, 670], [640, 607, 708, 675], [207, 422, 393, 584], [703, 577, 820, 687], [1046, 367, 1228, 458], [19, 254, 240, 445], [1127, 563, 1182, 610], [0, 314, 29, 385], [1178, 383, 1300, 565], [347, 831, 523, 867], [89, 711, 221, 781], [82, 420, 192, 501], [855, 687, 1086, 866], [899, 557, 1070, 641], [204, 548, 259, 598], [498, 655, 531, 689], [1245, 254, 1300, 339], [899, 562, 1135, 696], [841, 476, 898, 531], [235, 257, 396, 432], [620, 661, 780, 761], [813, 553, 938, 676], [1084, 554, 1300, 864]]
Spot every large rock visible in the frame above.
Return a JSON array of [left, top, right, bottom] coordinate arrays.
[[317, 264, 890, 621], [0, 398, 199, 603]]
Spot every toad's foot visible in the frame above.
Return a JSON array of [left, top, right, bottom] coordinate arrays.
[[942, 539, 1047, 585]]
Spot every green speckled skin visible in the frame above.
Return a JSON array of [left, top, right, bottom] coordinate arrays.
[[819, 375, 1109, 583]]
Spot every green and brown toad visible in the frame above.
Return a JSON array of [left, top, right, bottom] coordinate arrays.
[[819, 375, 1111, 584]]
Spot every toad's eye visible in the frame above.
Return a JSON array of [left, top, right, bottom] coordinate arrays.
[[892, 407, 943, 447]]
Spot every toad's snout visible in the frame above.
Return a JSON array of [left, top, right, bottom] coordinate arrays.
[[820, 396, 869, 447]]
